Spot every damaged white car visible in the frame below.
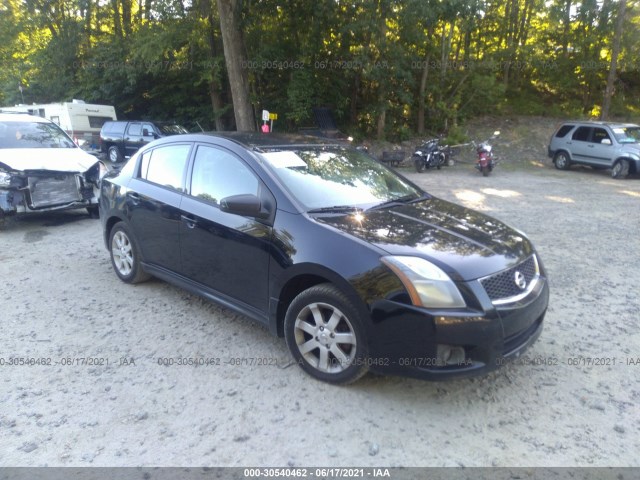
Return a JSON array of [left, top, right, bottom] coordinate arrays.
[[0, 113, 106, 220]]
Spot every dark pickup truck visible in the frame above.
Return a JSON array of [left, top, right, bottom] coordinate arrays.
[[100, 120, 188, 162]]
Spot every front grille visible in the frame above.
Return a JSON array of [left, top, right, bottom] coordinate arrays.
[[27, 174, 82, 208], [480, 255, 539, 304]]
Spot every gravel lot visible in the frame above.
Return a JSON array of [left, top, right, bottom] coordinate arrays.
[[0, 156, 639, 468]]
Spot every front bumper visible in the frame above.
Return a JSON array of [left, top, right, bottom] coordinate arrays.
[[365, 277, 549, 381], [0, 172, 99, 216]]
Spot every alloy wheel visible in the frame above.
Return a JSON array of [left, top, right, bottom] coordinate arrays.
[[293, 302, 357, 374]]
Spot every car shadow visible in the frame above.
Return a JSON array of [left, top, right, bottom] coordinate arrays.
[[0, 210, 96, 231]]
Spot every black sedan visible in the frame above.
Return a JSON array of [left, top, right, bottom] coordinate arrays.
[[100, 133, 549, 384]]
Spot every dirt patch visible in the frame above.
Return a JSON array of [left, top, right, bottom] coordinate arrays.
[[0, 143, 639, 467]]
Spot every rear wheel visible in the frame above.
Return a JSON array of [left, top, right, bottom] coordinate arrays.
[[284, 284, 369, 385], [108, 146, 123, 163], [109, 222, 150, 284], [554, 151, 571, 170], [611, 159, 630, 179]]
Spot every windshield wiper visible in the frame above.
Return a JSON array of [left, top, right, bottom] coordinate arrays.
[[367, 193, 424, 211], [307, 205, 360, 214]]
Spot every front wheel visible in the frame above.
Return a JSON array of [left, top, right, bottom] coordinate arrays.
[[611, 159, 630, 179], [413, 156, 425, 173], [109, 222, 151, 284], [481, 165, 490, 177], [554, 151, 571, 170], [284, 284, 369, 384]]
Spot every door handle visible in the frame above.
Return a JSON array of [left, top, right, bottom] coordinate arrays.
[[181, 214, 198, 229]]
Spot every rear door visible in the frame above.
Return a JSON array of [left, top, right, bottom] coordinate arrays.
[[125, 143, 192, 272], [179, 143, 272, 314], [569, 126, 593, 164]]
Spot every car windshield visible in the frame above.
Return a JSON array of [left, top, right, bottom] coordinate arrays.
[[611, 126, 640, 144], [157, 124, 189, 135], [260, 147, 421, 211], [0, 121, 76, 149]]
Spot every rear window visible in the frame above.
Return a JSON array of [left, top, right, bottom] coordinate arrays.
[[102, 121, 126, 134], [89, 116, 113, 129], [555, 125, 574, 138]]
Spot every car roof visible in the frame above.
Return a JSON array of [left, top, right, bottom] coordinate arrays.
[[561, 120, 639, 128], [0, 112, 52, 123], [197, 131, 351, 150]]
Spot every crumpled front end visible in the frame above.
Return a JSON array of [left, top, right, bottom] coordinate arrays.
[[0, 162, 104, 217]]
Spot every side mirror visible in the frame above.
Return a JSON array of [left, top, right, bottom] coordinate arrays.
[[601, 138, 612, 145], [220, 194, 269, 219]]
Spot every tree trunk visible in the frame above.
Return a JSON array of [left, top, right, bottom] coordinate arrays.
[[206, 8, 226, 131], [376, 107, 386, 140], [601, 0, 626, 120], [417, 53, 430, 135], [216, 0, 255, 131]]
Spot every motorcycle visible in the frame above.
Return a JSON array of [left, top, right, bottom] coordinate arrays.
[[473, 131, 500, 177], [412, 138, 447, 172]]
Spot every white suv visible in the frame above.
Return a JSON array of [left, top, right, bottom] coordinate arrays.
[[547, 121, 640, 178]]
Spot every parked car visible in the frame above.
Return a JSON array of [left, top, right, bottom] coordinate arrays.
[[100, 120, 189, 163], [0, 112, 106, 220], [100, 132, 549, 384], [548, 121, 640, 178]]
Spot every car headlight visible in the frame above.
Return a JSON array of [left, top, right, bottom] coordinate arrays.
[[0, 171, 12, 187], [381, 256, 466, 308]]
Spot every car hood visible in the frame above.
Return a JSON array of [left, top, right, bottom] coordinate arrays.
[[0, 147, 98, 173], [621, 143, 640, 153], [315, 197, 534, 281]]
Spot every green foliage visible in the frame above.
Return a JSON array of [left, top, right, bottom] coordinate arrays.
[[1, 0, 639, 135]]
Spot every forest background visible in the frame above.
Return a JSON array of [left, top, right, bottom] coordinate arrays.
[[1, 0, 638, 140]]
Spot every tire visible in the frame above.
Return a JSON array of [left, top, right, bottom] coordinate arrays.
[[284, 284, 369, 385], [108, 145, 123, 163], [413, 156, 425, 173], [109, 222, 150, 284], [554, 151, 571, 170], [481, 166, 490, 177], [87, 206, 99, 219], [611, 159, 630, 179]]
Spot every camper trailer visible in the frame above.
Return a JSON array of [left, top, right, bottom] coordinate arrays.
[[1, 100, 116, 153]]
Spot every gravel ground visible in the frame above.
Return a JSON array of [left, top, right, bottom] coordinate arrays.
[[0, 150, 639, 468]]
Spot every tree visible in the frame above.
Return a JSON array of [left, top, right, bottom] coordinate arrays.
[[601, 0, 627, 119], [216, 0, 254, 131]]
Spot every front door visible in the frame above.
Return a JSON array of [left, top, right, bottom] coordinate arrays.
[[179, 144, 272, 314]]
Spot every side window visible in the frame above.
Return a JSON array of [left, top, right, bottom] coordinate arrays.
[[190, 145, 259, 205], [555, 125, 573, 138], [142, 123, 155, 137], [127, 123, 142, 136], [140, 144, 190, 191], [592, 128, 611, 144], [572, 126, 591, 142]]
